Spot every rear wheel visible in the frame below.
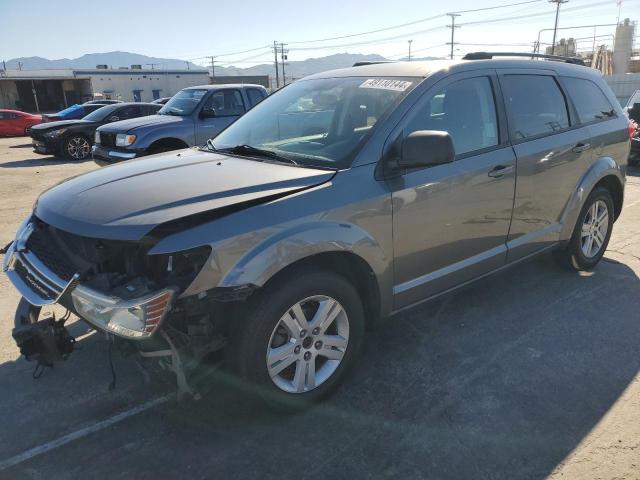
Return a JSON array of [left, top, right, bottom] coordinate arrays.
[[227, 270, 365, 409], [554, 186, 614, 271], [63, 135, 91, 160]]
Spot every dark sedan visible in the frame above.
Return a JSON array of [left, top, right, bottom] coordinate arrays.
[[30, 102, 161, 160]]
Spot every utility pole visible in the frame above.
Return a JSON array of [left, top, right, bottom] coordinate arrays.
[[280, 43, 288, 87], [408, 40, 413, 61], [273, 41, 280, 89], [209, 56, 216, 81], [18, 61, 23, 71], [549, 0, 569, 55], [446, 13, 461, 59], [146, 63, 159, 70], [185, 61, 190, 71]]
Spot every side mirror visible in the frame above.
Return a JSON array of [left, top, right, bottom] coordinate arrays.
[[200, 108, 216, 119], [399, 130, 455, 168]]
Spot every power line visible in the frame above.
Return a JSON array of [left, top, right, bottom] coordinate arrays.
[[287, 0, 545, 45]]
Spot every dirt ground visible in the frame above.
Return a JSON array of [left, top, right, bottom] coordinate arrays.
[[0, 135, 638, 479]]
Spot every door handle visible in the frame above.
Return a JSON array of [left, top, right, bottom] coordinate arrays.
[[572, 142, 591, 153], [487, 165, 514, 178]]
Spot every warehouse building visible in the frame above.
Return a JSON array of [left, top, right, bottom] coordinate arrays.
[[0, 67, 209, 112]]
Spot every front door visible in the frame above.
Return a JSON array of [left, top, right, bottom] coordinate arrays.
[[390, 72, 516, 309], [195, 89, 246, 145]]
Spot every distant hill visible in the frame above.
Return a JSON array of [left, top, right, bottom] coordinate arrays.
[[5, 51, 202, 70], [5, 51, 443, 77]]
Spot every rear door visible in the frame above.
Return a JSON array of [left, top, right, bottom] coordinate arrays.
[[195, 89, 246, 144], [390, 70, 517, 308], [499, 70, 592, 261]]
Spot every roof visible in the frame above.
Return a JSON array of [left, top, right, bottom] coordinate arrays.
[[182, 83, 267, 90], [304, 58, 599, 81]]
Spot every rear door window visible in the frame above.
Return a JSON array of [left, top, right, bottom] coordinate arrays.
[[205, 90, 245, 117], [115, 105, 142, 120], [502, 75, 569, 140], [562, 77, 616, 124], [247, 88, 267, 108]]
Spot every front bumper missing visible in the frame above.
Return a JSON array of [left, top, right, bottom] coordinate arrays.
[[3, 237, 175, 340]]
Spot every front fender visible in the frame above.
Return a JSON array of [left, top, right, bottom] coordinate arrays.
[[559, 156, 625, 241], [219, 221, 389, 289]]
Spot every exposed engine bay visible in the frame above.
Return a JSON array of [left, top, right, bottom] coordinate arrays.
[[8, 216, 236, 399]]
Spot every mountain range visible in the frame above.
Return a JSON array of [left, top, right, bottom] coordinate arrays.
[[4, 51, 441, 78]]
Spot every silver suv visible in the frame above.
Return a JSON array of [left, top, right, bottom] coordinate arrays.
[[4, 55, 633, 408]]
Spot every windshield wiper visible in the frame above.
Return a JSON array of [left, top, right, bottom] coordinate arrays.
[[220, 144, 298, 165]]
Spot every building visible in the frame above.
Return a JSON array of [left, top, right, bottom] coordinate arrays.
[[210, 75, 270, 88], [545, 38, 577, 57], [613, 18, 637, 75], [0, 67, 209, 112]]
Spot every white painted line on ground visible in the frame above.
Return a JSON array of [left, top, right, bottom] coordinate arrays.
[[0, 394, 173, 472]]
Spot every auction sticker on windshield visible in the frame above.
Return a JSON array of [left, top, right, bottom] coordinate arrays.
[[359, 79, 413, 91]]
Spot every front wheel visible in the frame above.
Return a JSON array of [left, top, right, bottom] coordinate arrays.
[[227, 270, 365, 409], [555, 186, 614, 271], [63, 135, 91, 160]]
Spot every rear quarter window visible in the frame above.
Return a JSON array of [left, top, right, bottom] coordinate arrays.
[[562, 76, 616, 124]]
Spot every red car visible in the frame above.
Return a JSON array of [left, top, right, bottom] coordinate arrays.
[[0, 109, 43, 136]]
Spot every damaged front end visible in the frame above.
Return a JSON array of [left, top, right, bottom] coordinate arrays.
[[4, 216, 221, 397]]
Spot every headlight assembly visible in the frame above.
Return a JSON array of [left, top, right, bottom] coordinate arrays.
[[44, 128, 67, 138], [71, 286, 176, 339], [94, 130, 101, 144], [116, 133, 137, 147]]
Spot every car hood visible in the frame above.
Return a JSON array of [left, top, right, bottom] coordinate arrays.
[[98, 114, 183, 133], [31, 119, 94, 131], [34, 147, 335, 241]]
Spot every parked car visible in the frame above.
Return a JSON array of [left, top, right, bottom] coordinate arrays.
[[151, 97, 172, 105], [92, 84, 268, 164], [4, 56, 633, 409], [626, 90, 640, 165], [42, 103, 109, 123], [0, 109, 43, 136], [83, 99, 123, 105], [29, 103, 161, 160]]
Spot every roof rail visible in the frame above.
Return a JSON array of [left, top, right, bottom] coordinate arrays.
[[352, 61, 396, 67], [462, 52, 585, 66]]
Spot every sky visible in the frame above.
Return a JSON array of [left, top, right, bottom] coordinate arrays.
[[0, 0, 637, 68]]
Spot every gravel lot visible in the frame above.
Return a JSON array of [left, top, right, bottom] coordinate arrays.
[[0, 135, 638, 480]]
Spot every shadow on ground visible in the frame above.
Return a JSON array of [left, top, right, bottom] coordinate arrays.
[[1, 253, 639, 479], [0, 156, 89, 168]]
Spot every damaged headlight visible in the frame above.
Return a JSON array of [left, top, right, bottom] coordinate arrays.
[[71, 286, 176, 339]]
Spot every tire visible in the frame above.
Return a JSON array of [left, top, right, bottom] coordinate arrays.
[[63, 135, 91, 160], [226, 269, 365, 410], [554, 186, 614, 271]]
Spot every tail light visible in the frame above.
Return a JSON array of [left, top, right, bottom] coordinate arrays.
[[630, 121, 638, 140]]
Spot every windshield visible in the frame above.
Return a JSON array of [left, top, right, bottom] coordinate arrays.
[[159, 89, 208, 116], [211, 77, 416, 168], [627, 90, 640, 108], [82, 104, 119, 122]]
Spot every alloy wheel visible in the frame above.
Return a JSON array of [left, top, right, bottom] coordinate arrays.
[[580, 199, 609, 258], [67, 136, 90, 160], [266, 295, 349, 394]]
